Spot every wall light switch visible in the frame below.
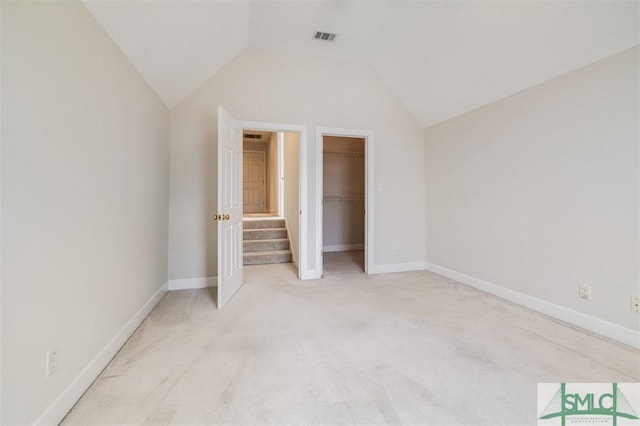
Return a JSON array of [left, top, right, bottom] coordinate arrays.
[[579, 284, 591, 301], [46, 348, 58, 377]]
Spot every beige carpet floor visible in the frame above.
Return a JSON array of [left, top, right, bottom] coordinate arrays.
[[322, 250, 365, 276], [62, 264, 639, 425]]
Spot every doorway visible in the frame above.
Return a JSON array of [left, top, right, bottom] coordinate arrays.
[[316, 128, 374, 278], [322, 136, 365, 274], [241, 123, 308, 279]]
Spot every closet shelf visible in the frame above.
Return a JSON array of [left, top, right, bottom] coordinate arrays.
[[324, 151, 361, 166], [323, 194, 365, 201], [324, 151, 361, 156]]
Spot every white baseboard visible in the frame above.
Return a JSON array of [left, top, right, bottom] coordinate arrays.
[[323, 244, 364, 252], [369, 261, 426, 275], [424, 262, 640, 350], [33, 281, 168, 425], [168, 276, 217, 290]]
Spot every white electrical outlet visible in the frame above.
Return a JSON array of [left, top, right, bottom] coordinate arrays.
[[394, 248, 400, 255], [631, 296, 640, 313], [579, 284, 591, 300], [46, 349, 58, 377]]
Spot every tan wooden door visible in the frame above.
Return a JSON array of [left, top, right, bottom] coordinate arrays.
[[243, 151, 266, 213]]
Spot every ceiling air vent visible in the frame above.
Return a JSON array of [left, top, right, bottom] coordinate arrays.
[[313, 31, 337, 41], [244, 134, 261, 140]]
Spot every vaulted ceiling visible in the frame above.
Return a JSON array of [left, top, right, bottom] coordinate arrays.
[[84, 1, 639, 127]]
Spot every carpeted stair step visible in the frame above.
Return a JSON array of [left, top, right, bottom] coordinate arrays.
[[242, 219, 285, 229], [242, 218, 292, 266], [243, 250, 292, 265], [243, 228, 287, 240], [244, 238, 290, 252]]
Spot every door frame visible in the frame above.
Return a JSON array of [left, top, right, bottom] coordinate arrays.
[[242, 150, 267, 213], [277, 132, 285, 217], [316, 127, 374, 276], [241, 121, 310, 280]]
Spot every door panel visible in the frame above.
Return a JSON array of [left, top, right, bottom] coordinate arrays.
[[217, 107, 243, 309], [243, 151, 266, 213]]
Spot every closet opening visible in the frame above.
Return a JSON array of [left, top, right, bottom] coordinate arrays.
[[321, 136, 366, 275]]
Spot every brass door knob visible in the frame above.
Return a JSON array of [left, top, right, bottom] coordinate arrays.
[[223, 214, 230, 221]]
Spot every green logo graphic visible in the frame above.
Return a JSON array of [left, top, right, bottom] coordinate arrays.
[[539, 383, 639, 426]]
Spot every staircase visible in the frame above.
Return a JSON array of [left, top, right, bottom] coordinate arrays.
[[243, 218, 292, 265]]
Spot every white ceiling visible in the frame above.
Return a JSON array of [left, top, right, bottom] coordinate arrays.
[[84, 0, 250, 107], [84, 1, 639, 127]]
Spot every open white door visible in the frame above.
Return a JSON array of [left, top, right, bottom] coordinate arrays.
[[217, 107, 243, 309]]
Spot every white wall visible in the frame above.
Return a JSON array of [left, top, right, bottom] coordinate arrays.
[[424, 47, 639, 334], [0, 2, 4, 418], [1, 2, 170, 424], [323, 137, 365, 251], [0, 2, 4, 416], [169, 47, 425, 280], [284, 133, 300, 265]]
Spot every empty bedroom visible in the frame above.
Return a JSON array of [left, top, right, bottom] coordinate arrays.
[[1, 1, 638, 425]]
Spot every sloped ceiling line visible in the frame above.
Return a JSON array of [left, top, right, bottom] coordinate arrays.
[[83, 0, 639, 127]]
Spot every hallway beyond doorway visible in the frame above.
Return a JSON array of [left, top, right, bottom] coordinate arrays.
[[243, 217, 292, 266]]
